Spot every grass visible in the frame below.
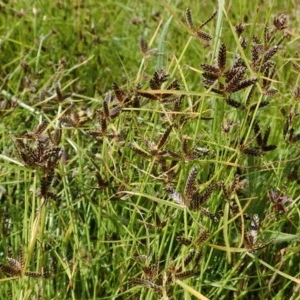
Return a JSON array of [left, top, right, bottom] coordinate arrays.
[[0, 0, 300, 299]]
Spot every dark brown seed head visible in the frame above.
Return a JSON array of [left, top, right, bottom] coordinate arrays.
[[249, 214, 259, 245], [113, 82, 128, 104], [184, 167, 198, 199], [183, 250, 196, 267], [150, 69, 169, 90], [176, 235, 192, 246], [25, 270, 43, 278], [157, 125, 173, 150], [200, 10, 217, 28], [254, 123, 263, 146], [196, 30, 212, 41], [273, 13, 289, 31], [201, 63, 220, 74], [235, 23, 245, 36], [109, 105, 122, 119], [186, 8, 194, 30], [225, 66, 246, 83], [249, 100, 269, 111], [264, 26, 276, 45], [241, 147, 263, 156], [190, 182, 216, 210], [175, 269, 200, 279], [263, 45, 279, 63], [56, 83, 63, 102], [236, 78, 257, 93], [195, 229, 210, 246], [226, 97, 242, 108], [193, 250, 203, 268], [218, 43, 227, 71], [224, 68, 246, 93], [292, 86, 300, 100], [33, 121, 49, 138], [130, 142, 150, 159], [139, 37, 148, 55]]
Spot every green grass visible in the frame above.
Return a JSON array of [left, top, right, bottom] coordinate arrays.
[[0, 1, 300, 299]]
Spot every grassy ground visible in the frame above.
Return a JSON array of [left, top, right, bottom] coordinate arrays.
[[0, 1, 300, 299]]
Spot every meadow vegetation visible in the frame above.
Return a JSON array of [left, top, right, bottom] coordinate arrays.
[[0, 1, 300, 299]]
